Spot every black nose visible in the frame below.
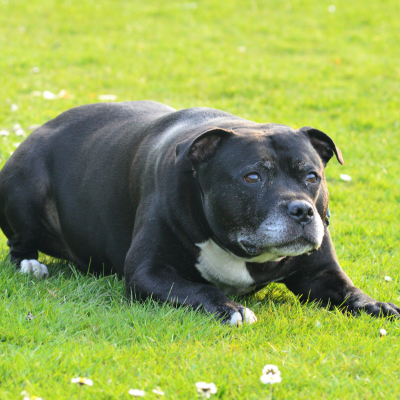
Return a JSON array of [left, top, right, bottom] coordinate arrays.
[[288, 201, 314, 224]]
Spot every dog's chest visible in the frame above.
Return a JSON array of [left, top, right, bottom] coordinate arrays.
[[195, 239, 257, 295]]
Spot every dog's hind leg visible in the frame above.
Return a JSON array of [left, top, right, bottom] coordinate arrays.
[[7, 236, 38, 264], [0, 200, 49, 278], [6, 234, 49, 278], [0, 195, 72, 278]]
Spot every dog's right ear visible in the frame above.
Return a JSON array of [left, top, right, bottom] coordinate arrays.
[[175, 127, 235, 164]]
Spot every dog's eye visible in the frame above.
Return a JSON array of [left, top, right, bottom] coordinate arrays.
[[244, 173, 261, 183], [306, 173, 317, 183]]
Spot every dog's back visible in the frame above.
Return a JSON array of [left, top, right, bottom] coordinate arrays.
[[0, 101, 175, 273]]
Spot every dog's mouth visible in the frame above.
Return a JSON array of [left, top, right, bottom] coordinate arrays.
[[271, 236, 318, 255], [240, 235, 318, 258], [239, 241, 265, 256]]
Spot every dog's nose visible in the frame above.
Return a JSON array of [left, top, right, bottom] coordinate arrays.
[[288, 201, 314, 224]]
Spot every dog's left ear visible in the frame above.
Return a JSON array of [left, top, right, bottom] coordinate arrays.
[[175, 127, 235, 165], [299, 126, 344, 166]]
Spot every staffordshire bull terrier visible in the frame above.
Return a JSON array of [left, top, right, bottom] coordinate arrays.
[[0, 101, 398, 324]]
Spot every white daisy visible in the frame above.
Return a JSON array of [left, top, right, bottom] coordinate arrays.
[[152, 388, 165, 395], [71, 377, 93, 386], [195, 382, 217, 398], [128, 388, 145, 396], [21, 393, 43, 400], [380, 328, 387, 337], [260, 374, 282, 384], [340, 174, 352, 181], [43, 91, 57, 99], [384, 276, 392, 282], [261, 364, 282, 385], [262, 364, 281, 376]]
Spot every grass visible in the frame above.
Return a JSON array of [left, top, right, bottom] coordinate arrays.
[[0, 0, 400, 398]]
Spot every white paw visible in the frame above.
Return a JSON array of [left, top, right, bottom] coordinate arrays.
[[242, 307, 258, 324], [20, 259, 49, 278], [229, 308, 257, 326], [229, 311, 243, 326]]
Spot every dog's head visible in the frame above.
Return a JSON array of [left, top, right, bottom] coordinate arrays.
[[176, 123, 343, 262]]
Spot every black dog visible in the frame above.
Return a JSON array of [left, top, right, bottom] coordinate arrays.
[[0, 101, 398, 324]]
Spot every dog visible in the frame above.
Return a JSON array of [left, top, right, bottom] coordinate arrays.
[[0, 101, 398, 324]]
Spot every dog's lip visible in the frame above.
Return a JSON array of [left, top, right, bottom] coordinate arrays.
[[239, 240, 265, 256], [272, 236, 319, 252], [240, 235, 316, 256]]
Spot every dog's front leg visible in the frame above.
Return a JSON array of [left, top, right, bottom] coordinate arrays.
[[125, 261, 257, 325], [282, 228, 400, 318]]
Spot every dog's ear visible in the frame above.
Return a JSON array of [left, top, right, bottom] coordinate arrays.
[[299, 126, 344, 166], [175, 127, 235, 164]]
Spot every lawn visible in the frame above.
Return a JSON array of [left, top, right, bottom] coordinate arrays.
[[1, 0, 400, 398]]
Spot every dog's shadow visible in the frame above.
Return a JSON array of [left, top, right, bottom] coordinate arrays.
[[231, 283, 299, 311], [1, 249, 313, 320]]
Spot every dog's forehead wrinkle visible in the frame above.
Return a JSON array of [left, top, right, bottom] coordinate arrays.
[[224, 133, 312, 173], [292, 160, 308, 171], [259, 159, 275, 169], [268, 133, 314, 162]]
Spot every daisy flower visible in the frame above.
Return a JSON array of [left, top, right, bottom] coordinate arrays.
[[262, 365, 281, 376], [195, 382, 217, 398], [128, 389, 145, 397], [21, 391, 42, 400], [340, 174, 352, 181], [71, 377, 93, 386], [260, 364, 282, 399], [152, 388, 165, 395], [260, 373, 282, 384]]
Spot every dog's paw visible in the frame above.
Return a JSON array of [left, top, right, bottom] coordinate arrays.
[[241, 307, 258, 324], [361, 301, 400, 318], [229, 311, 243, 326], [228, 307, 257, 326], [20, 259, 49, 278]]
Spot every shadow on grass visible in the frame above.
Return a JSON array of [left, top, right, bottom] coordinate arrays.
[[3, 247, 376, 327]]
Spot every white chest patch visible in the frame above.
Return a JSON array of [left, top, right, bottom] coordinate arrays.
[[195, 239, 255, 295]]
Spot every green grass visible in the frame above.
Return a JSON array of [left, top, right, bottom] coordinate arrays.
[[1, 0, 400, 398]]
